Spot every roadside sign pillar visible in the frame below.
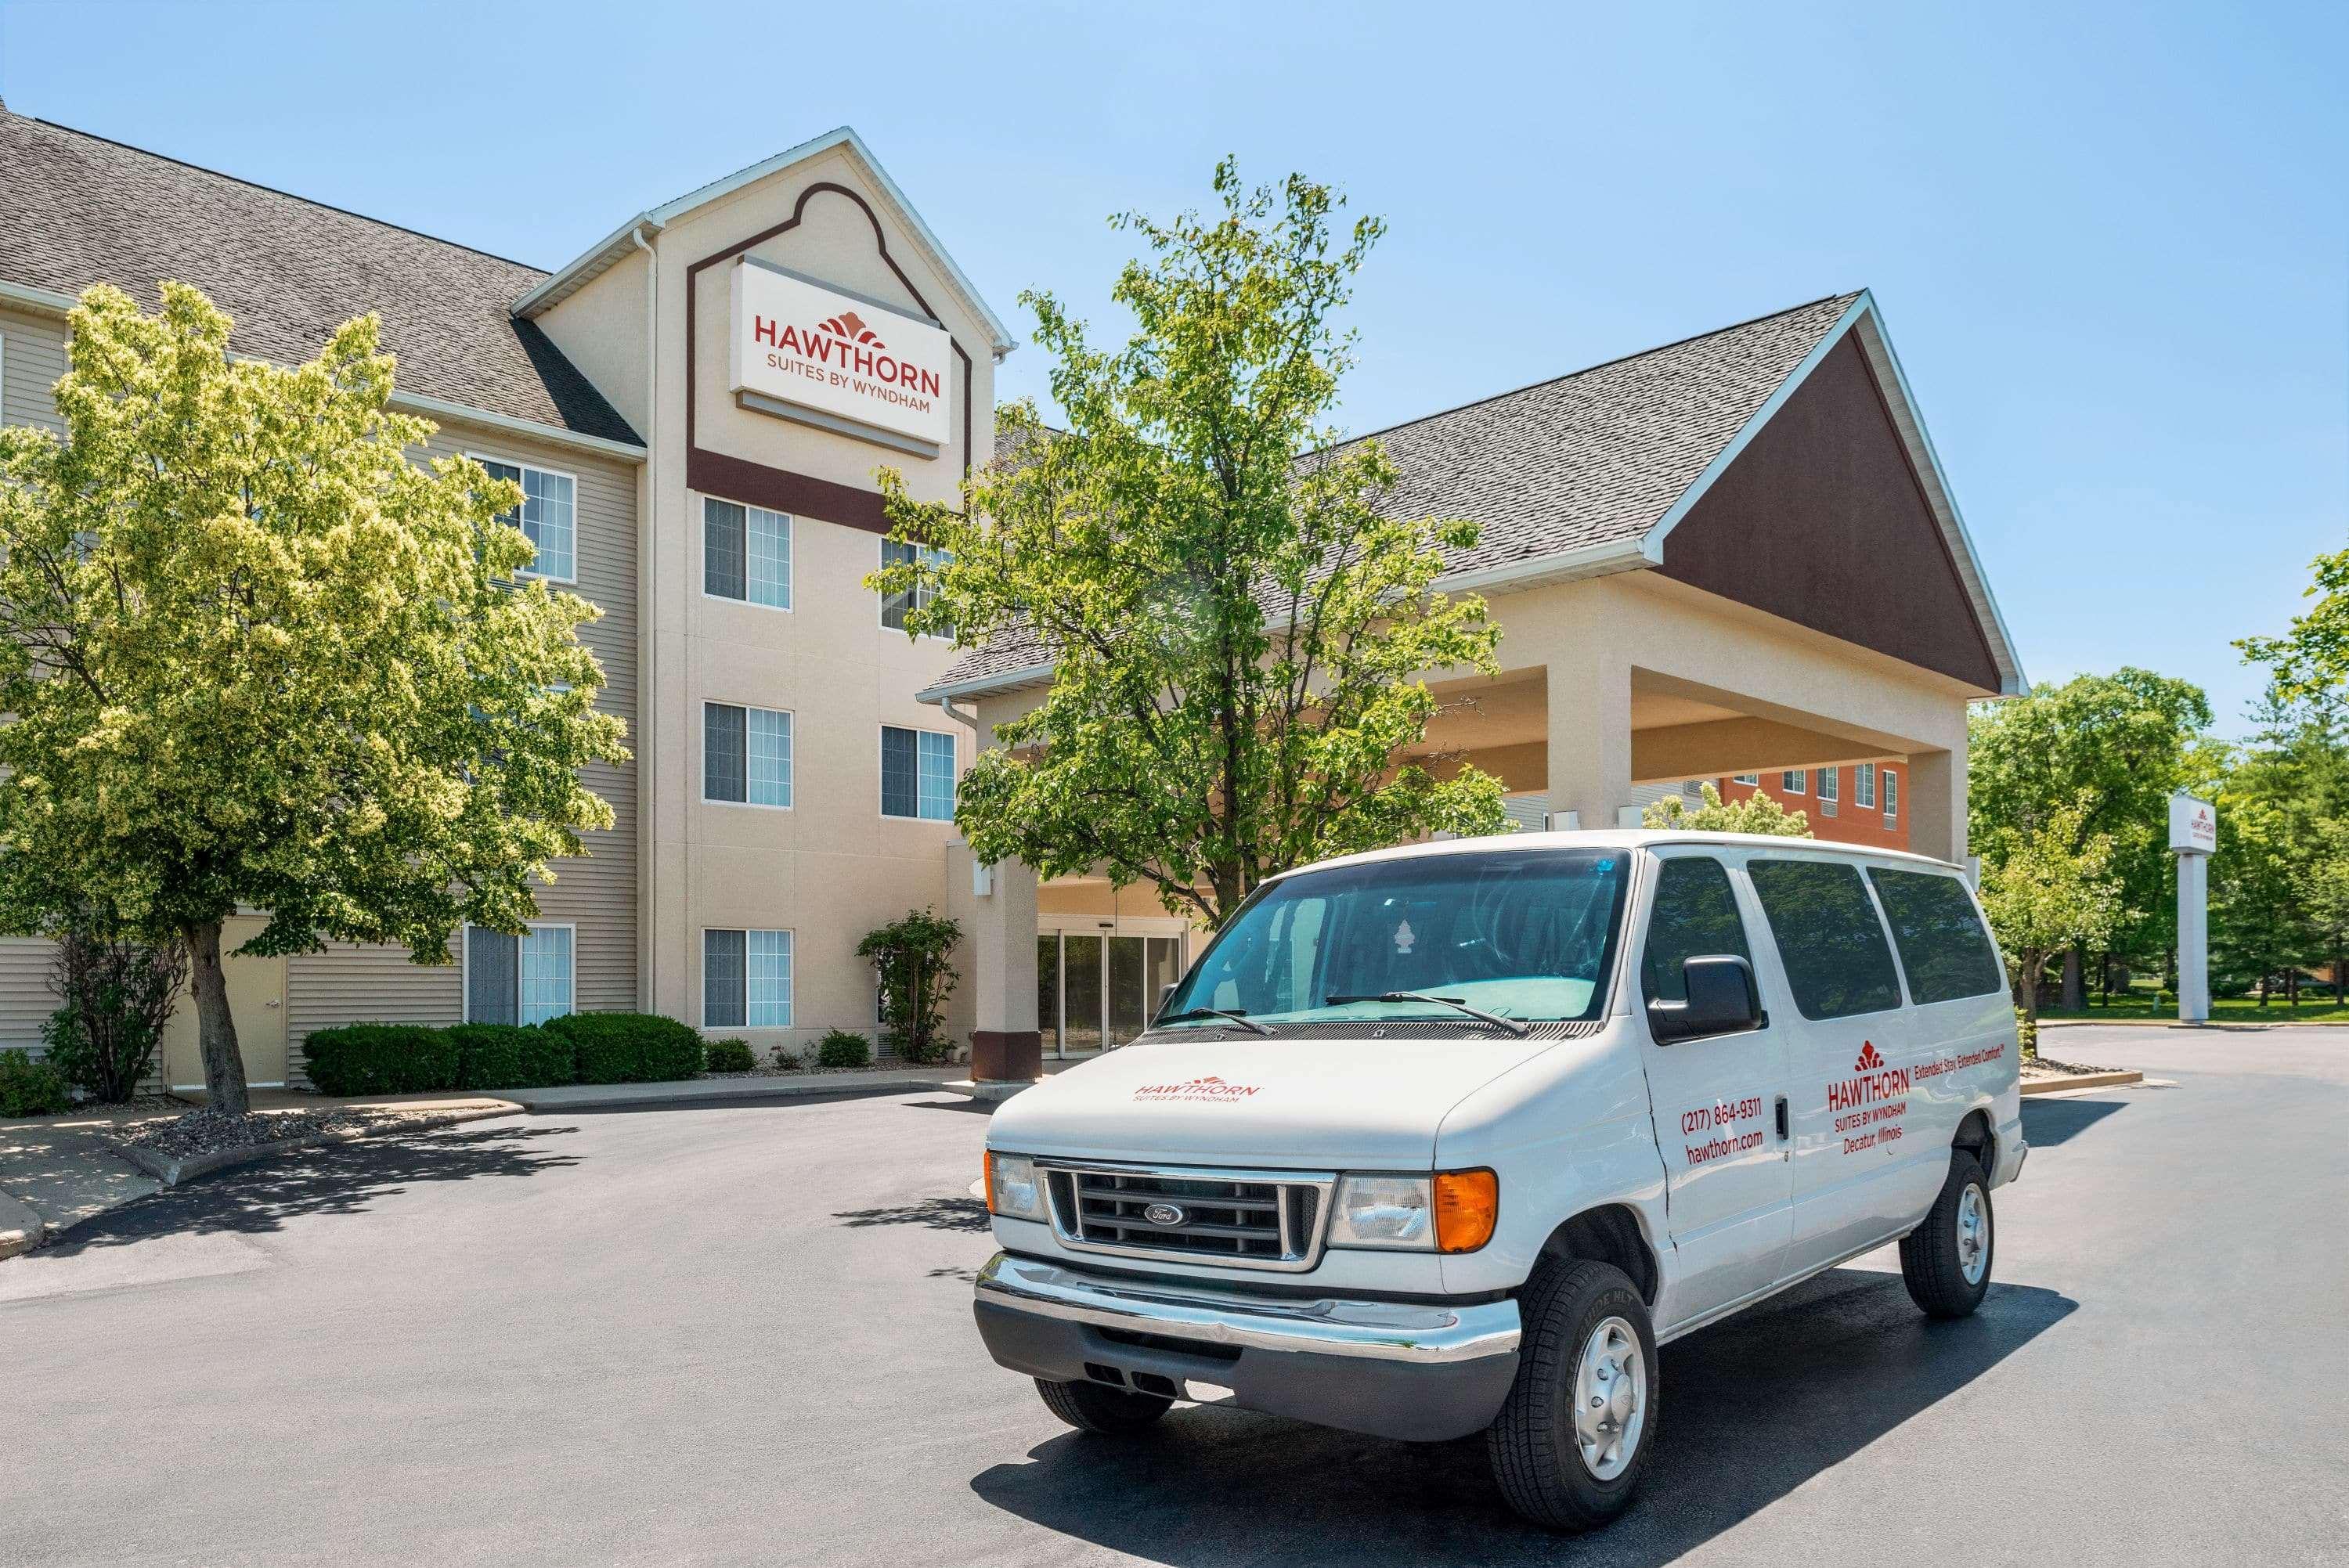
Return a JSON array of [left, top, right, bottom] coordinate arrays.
[[2169, 793, 2217, 1024]]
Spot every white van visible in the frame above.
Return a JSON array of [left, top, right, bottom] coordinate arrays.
[[972, 830, 2024, 1532]]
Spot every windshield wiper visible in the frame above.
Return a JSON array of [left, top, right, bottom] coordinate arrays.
[[1155, 1007, 1276, 1036], [1325, 992, 1532, 1037]]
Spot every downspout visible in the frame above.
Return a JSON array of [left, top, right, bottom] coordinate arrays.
[[632, 223, 662, 1012]]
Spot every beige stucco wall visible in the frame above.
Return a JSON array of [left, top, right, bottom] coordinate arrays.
[[534, 249, 650, 438]]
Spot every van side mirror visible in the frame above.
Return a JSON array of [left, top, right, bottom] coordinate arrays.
[[1648, 954, 1763, 1043]]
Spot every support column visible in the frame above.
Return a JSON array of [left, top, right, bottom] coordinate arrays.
[[1907, 743, 1968, 866], [949, 841, 1040, 1081], [2176, 849, 2210, 1022], [1545, 649, 1633, 830]]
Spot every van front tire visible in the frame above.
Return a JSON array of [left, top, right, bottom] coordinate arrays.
[[1034, 1376, 1172, 1435], [1487, 1258, 1658, 1532], [1900, 1152, 1994, 1318]]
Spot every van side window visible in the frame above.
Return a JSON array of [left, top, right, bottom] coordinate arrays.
[[1867, 868, 2004, 1004], [1641, 857, 1752, 1004], [1747, 859, 1903, 1019]]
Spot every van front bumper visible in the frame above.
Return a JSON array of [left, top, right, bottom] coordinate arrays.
[[972, 1252, 1521, 1444]]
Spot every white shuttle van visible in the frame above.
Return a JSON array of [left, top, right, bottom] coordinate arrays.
[[973, 830, 2024, 1532]]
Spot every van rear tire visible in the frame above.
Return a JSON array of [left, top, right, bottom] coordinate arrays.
[[1487, 1258, 1658, 1532], [1034, 1376, 1172, 1434], [1900, 1151, 1994, 1318]]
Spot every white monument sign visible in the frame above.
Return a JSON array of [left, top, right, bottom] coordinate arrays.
[[2170, 792, 2217, 1022]]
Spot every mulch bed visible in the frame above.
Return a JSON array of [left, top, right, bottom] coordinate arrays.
[[109, 1105, 451, 1161], [2022, 1053, 2122, 1080]]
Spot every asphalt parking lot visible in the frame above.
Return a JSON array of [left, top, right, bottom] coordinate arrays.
[[7, 1025, 2347, 1567]]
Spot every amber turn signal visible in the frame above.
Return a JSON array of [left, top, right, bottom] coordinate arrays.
[[1433, 1168, 1499, 1253], [983, 1149, 998, 1214]]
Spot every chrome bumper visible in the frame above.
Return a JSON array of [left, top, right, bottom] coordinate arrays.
[[973, 1252, 1521, 1364]]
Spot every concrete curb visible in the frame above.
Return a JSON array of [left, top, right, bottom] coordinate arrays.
[[0, 1189, 44, 1260], [107, 1102, 521, 1188], [2019, 1069, 2145, 1096], [500, 1071, 962, 1113]]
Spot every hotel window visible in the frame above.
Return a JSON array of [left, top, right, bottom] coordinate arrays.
[[703, 498, 791, 609], [477, 458, 576, 582], [1856, 762, 1878, 810], [880, 538, 951, 634], [704, 928, 792, 1028], [1817, 767, 1840, 816], [1782, 770, 1808, 795], [704, 703, 792, 807], [881, 725, 956, 820], [1732, 773, 1760, 788], [1882, 768, 1900, 823], [466, 924, 574, 1026]]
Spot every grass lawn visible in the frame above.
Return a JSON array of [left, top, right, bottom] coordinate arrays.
[[2041, 994, 2349, 1024]]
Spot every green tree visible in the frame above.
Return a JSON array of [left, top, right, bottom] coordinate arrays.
[[1976, 795, 2123, 1023], [2239, 546, 2349, 701], [871, 162, 1505, 928], [857, 908, 964, 1065], [0, 283, 628, 1114], [1968, 669, 2210, 1002], [1642, 781, 1812, 837]]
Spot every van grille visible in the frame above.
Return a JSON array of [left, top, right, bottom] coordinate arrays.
[[1041, 1162, 1334, 1272]]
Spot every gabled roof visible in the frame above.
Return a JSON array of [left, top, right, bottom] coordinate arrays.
[[0, 109, 640, 448], [512, 126, 1016, 357], [926, 290, 2022, 701]]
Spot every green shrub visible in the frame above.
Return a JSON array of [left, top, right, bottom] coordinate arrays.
[[2015, 1007, 2040, 1061], [0, 1049, 73, 1117], [447, 1023, 572, 1090], [703, 1037, 756, 1073], [542, 1011, 703, 1084], [301, 1024, 461, 1097], [817, 1029, 872, 1069], [41, 925, 184, 1104]]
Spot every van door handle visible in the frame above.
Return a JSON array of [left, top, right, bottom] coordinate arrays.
[[1774, 1096, 1789, 1141]]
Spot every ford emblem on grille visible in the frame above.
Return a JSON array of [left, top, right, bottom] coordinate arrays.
[[1142, 1202, 1186, 1227]]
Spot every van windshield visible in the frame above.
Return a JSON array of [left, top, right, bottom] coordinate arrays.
[[1160, 849, 1629, 1031]]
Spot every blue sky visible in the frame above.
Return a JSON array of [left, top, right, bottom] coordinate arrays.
[[2, 0, 2340, 733]]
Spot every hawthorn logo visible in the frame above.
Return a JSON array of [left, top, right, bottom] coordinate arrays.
[[1830, 1040, 1909, 1113], [1855, 1041, 1885, 1072], [817, 310, 881, 347], [1134, 1075, 1261, 1104]]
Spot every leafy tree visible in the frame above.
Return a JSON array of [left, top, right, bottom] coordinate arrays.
[[1642, 781, 1812, 837], [2239, 546, 2349, 701], [41, 908, 187, 1105], [857, 908, 964, 1065], [0, 283, 627, 1114], [1976, 795, 2123, 1024], [870, 161, 1506, 928], [1968, 669, 2210, 1000]]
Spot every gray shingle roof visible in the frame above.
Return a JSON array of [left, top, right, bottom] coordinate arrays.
[[0, 110, 640, 446], [930, 292, 1861, 694]]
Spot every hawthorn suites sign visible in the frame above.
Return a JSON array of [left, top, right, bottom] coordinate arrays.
[[728, 259, 952, 454]]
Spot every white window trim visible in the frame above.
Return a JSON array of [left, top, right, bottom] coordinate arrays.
[[1781, 769, 1807, 795], [462, 920, 577, 1024], [878, 536, 954, 642], [1730, 773, 1760, 788], [1855, 762, 1878, 811], [699, 925, 796, 1030], [879, 722, 958, 821], [1882, 768, 1900, 823], [696, 492, 795, 615], [467, 451, 579, 585], [701, 699, 795, 811]]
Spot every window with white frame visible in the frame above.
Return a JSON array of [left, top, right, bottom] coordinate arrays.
[[705, 702, 792, 807], [1856, 762, 1878, 810], [1732, 773, 1760, 788], [880, 538, 950, 634], [881, 725, 955, 820], [1817, 766, 1840, 816], [703, 497, 791, 609], [467, 924, 574, 1025], [1781, 769, 1808, 794], [704, 928, 792, 1028], [477, 458, 576, 581], [1882, 768, 1899, 823]]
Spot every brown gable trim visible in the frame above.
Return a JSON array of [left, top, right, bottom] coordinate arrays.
[[684, 178, 976, 518]]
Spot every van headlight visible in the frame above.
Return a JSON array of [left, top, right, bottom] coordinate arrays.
[[1327, 1170, 1499, 1253], [985, 1151, 1045, 1220]]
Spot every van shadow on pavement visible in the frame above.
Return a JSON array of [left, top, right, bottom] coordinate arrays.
[[2020, 1095, 2129, 1148], [31, 1122, 582, 1256], [970, 1266, 2075, 1567]]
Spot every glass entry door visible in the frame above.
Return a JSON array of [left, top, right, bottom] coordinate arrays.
[[1039, 928, 1187, 1056]]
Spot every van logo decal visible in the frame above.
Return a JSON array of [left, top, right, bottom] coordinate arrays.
[[1831, 1040, 1911, 1155], [1133, 1075, 1261, 1104], [1142, 1202, 1186, 1227], [1854, 1041, 1885, 1072]]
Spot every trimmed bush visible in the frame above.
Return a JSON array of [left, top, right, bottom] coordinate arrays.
[[448, 1023, 572, 1090], [703, 1038, 756, 1073], [0, 1049, 73, 1117], [302, 1024, 460, 1096], [542, 1011, 704, 1084], [817, 1029, 872, 1070], [2015, 1007, 2040, 1062]]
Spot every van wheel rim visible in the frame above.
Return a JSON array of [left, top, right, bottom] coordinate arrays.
[[1571, 1316, 1646, 1480], [1957, 1183, 1989, 1285]]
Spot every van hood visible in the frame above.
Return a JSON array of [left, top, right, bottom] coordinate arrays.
[[986, 1034, 1557, 1171]]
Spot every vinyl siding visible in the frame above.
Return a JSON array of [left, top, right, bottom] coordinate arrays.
[[0, 937, 56, 1051], [286, 942, 463, 1083], [0, 305, 70, 434]]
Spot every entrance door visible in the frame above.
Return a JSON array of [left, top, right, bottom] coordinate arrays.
[[1038, 925, 1189, 1056], [1635, 851, 1793, 1328], [161, 915, 288, 1093]]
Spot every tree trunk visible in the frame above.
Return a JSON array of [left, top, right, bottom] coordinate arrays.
[[186, 919, 248, 1116], [2060, 946, 2086, 1011], [2017, 950, 2042, 1026]]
